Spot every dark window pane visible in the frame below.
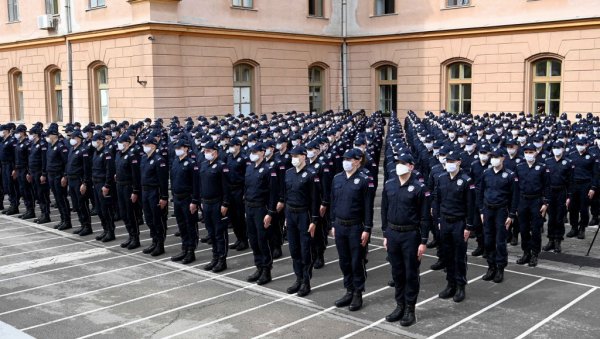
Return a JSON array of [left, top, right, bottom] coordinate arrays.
[[449, 64, 460, 79], [550, 83, 560, 100], [549, 101, 560, 116], [390, 67, 397, 80], [535, 61, 547, 77], [535, 101, 546, 114], [449, 100, 459, 114], [551, 60, 561, 76], [463, 100, 471, 114], [534, 83, 546, 100], [449, 84, 459, 100], [463, 84, 471, 100], [463, 64, 471, 79]]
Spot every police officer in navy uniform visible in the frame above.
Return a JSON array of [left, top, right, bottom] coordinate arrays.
[[382, 153, 429, 327], [514, 143, 550, 267], [115, 133, 142, 250], [196, 141, 231, 272], [225, 137, 249, 251], [27, 126, 51, 224], [45, 126, 71, 230], [245, 143, 279, 285], [543, 141, 572, 253], [479, 149, 519, 283], [140, 136, 169, 256], [469, 143, 491, 257], [283, 146, 320, 297], [65, 130, 93, 236], [434, 151, 475, 303], [332, 149, 374, 313], [90, 133, 117, 242], [566, 137, 598, 240], [14, 124, 35, 219], [171, 138, 200, 265]]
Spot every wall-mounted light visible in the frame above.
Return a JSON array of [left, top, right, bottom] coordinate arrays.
[[137, 76, 147, 87]]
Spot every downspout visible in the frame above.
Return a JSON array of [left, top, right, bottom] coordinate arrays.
[[341, 0, 349, 111], [65, 0, 74, 123]]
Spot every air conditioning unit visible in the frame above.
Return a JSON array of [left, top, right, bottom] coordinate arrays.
[[37, 15, 56, 30]]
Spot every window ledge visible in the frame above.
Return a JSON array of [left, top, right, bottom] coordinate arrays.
[[86, 5, 107, 12], [6, 20, 21, 24], [307, 15, 328, 20], [441, 5, 475, 11], [231, 6, 257, 11], [370, 13, 398, 18]]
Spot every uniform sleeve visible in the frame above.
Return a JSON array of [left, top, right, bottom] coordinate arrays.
[[131, 153, 141, 194], [566, 162, 573, 199], [330, 177, 337, 224], [478, 172, 486, 209], [41, 144, 48, 176], [310, 173, 320, 223], [363, 177, 375, 232], [542, 164, 551, 204], [509, 172, 519, 218], [593, 158, 600, 191], [277, 162, 286, 204], [320, 164, 332, 207], [221, 163, 231, 207], [267, 167, 279, 216], [104, 152, 115, 188], [419, 187, 431, 245], [61, 146, 69, 177], [158, 158, 169, 200], [82, 151, 92, 183], [191, 162, 200, 205], [381, 184, 388, 235], [466, 177, 476, 231]]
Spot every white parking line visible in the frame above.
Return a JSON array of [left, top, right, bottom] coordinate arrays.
[[0, 249, 111, 275], [252, 269, 435, 339], [0, 230, 51, 241], [339, 275, 484, 339], [513, 287, 598, 339], [427, 278, 546, 339]]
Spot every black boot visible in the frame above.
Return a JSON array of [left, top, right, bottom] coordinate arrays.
[[272, 246, 282, 259], [297, 282, 311, 297], [95, 230, 107, 241], [174, 231, 181, 237], [482, 267, 497, 281], [510, 234, 519, 246], [542, 240, 555, 252], [182, 250, 196, 265], [566, 227, 579, 238], [385, 304, 405, 322], [589, 217, 599, 226], [453, 285, 466, 303], [400, 305, 416, 327], [143, 241, 157, 254], [493, 267, 504, 283], [287, 279, 302, 294], [150, 242, 165, 256], [211, 258, 227, 272], [171, 248, 188, 262], [127, 236, 141, 250], [121, 236, 133, 248], [430, 260, 446, 271], [101, 229, 116, 242], [247, 268, 263, 282], [78, 224, 93, 236], [516, 251, 531, 265], [438, 284, 457, 299], [200, 235, 210, 243], [204, 258, 218, 271], [577, 227, 586, 239], [20, 209, 35, 220], [554, 240, 562, 253], [314, 253, 325, 269], [426, 239, 438, 249], [529, 253, 539, 267], [236, 240, 249, 251], [335, 290, 354, 307], [471, 246, 484, 257], [36, 214, 51, 224], [348, 291, 363, 311], [256, 268, 272, 285], [59, 221, 73, 231], [5, 205, 19, 215], [229, 240, 241, 250], [388, 279, 395, 287], [54, 221, 63, 229]]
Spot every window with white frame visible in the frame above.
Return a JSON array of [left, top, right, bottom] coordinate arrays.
[[447, 62, 472, 114], [309, 66, 324, 114], [376, 65, 397, 114], [232, 0, 253, 9], [89, 0, 105, 9], [447, 0, 470, 7], [46, 0, 59, 15], [233, 64, 254, 116], [532, 59, 561, 116], [374, 0, 394, 16], [309, 0, 323, 17], [7, 0, 19, 22]]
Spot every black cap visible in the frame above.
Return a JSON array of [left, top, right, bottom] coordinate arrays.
[[395, 153, 415, 165], [290, 146, 307, 156], [343, 149, 363, 160], [142, 137, 158, 146]]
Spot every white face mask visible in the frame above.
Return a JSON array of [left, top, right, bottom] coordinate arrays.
[[458, 137, 466, 144], [249, 153, 259, 162], [69, 139, 78, 146], [45, 137, 52, 143], [448, 133, 456, 139], [534, 142, 543, 148], [465, 145, 475, 152], [175, 149, 185, 157], [265, 148, 273, 157], [552, 148, 563, 157], [485, 134, 492, 141], [117, 142, 125, 151], [490, 158, 502, 167], [248, 142, 256, 148], [507, 148, 517, 156], [424, 143, 433, 150], [446, 162, 458, 173], [576, 145, 586, 153], [204, 152, 215, 161], [307, 150, 316, 159], [433, 149, 440, 156], [524, 153, 536, 162], [518, 136, 527, 143], [396, 163, 410, 176], [439, 156, 447, 164], [291, 157, 301, 168], [276, 143, 283, 150], [111, 132, 117, 137], [342, 160, 353, 172], [479, 153, 489, 162], [143, 145, 152, 154], [28, 135, 35, 141]]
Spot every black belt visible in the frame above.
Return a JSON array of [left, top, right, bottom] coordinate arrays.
[[142, 185, 158, 191], [551, 186, 566, 191], [485, 203, 506, 210], [442, 215, 465, 223], [202, 197, 221, 204], [175, 193, 192, 200], [521, 194, 541, 199], [287, 206, 308, 213], [246, 201, 265, 208], [67, 175, 80, 180], [1, 162, 12, 165], [229, 184, 243, 190], [574, 179, 591, 184], [92, 178, 105, 184], [337, 218, 361, 226], [48, 172, 63, 177], [389, 223, 418, 232], [117, 181, 132, 186]]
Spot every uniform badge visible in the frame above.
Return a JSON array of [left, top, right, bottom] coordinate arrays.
[[315, 163, 320, 168], [354, 178, 360, 185], [237, 158, 241, 162], [542, 154, 547, 158], [502, 172, 508, 178], [36, 144, 39, 149], [212, 164, 217, 169], [586, 155, 591, 160], [474, 155, 479, 159], [535, 165, 540, 171], [53, 146, 57, 151], [457, 179, 463, 186], [408, 185, 415, 192], [302, 172, 307, 178], [259, 168, 264, 173], [150, 160, 154, 165], [19, 144, 23, 148], [124, 155, 128, 159], [270, 161, 274, 166], [75, 150, 79, 155], [562, 160, 567, 165], [516, 159, 521, 163], [184, 161, 189, 166]]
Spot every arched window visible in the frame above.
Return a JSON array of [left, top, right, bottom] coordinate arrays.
[[309, 66, 324, 114], [376, 65, 397, 114], [45, 66, 63, 122], [233, 63, 254, 116], [447, 62, 472, 114], [89, 62, 109, 123], [532, 58, 561, 116], [8, 68, 24, 121]]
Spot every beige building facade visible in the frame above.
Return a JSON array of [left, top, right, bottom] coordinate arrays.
[[1, 0, 600, 125]]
